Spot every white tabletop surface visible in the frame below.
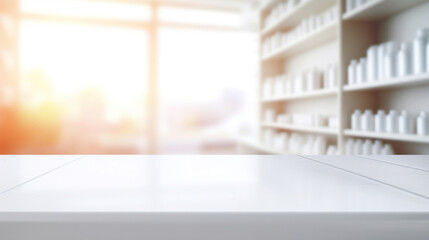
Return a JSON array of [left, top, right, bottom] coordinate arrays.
[[0, 155, 83, 194], [1, 155, 429, 212]]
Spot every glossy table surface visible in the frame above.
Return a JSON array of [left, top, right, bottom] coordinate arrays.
[[1, 155, 429, 240], [1, 155, 428, 212]]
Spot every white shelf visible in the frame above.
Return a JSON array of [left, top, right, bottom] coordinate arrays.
[[344, 129, 429, 144], [344, 73, 429, 91], [261, 0, 336, 37], [342, 0, 428, 21], [262, 21, 337, 61], [262, 122, 338, 135], [236, 137, 290, 155], [262, 88, 337, 102], [259, 0, 281, 12]]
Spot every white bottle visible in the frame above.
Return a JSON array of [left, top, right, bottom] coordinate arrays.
[[345, 139, 354, 155], [398, 111, 413, 134], [381, 144, 394, 155], [356, 58, 367, 84], [294, 73, 305, 93], [367, 45, 378, 81], [351, 110, 361, 130], [427, 41, 429, 73], [313, 136, 327, 155], [360, 110, 374, 131], [386, 110, 398, 133], [347, 60, 358, 85], [354, 139, 363, 155], [372, 140, 382, 155], [377, 43, 387, 80], [413, 28, 429, 75], [265, 109, 276, 123], [326, 145, 338, 155], [328, 64, 337, 88], [305, 70, 314, 92], [374, 110, 386, 132], [417, 111, 429, 135], [346, 0, 356, 12], [397, 42, 412, 77], [362, 139, 372, 155], [384, 41, 398, 79], [384, 50, 397, 79]]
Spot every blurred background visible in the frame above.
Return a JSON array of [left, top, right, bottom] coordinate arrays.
[[0, 0, 260, 154], [1, 0, 429, 155]]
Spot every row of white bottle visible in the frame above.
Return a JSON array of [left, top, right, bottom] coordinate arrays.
[[345, 0, 372, 13], [351, 109, 429, 135], [345, 138, 394, 155], [262, 129, 335, 155], [262, 6, 337, 57], [263, 64, 338, 99], [263, 0, 304, 29], [347, 27, 429, 86], [265, 109, 338, 129]]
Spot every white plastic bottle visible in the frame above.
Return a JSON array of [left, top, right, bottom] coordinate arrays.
[[427, 41, 429, 73], [386, 110, 398, 133], [326, 145, 338, 155], [360, 110, 374, 131], [377, 43, 387, 80], [417, 111, 429, 135], [385, 41, 398, 79], [345, 139, 354, 155], [354, 139, 363, 155], [367, 45, 378, 81], [356, 58, 367, 84], [372, 140, 382, 155], [347, 60, 358, 85], [374, 110, 386, 132], [328, 64, 337, 88], [346, 0, 356, 12], [397, 42, 412, 77], [313, 136, 327, 155], [362, 139, 372, 155], [413, 28, 429, 75], [384, 50, 397, 79], [381, 144, 394, 155], [265, 109, 276, 123], [398, 111, 413, 134], [294, 73, 305, 93], [351, 109, 361, 130]]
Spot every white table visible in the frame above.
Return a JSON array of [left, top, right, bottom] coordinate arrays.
[[1, 155, 428, 240]]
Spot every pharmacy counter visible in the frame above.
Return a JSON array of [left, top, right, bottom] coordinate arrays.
[[0, 155, 429, 240]]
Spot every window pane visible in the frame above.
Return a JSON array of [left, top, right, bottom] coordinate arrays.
[[158, 27, 258, 154], [159, 7, 242, 27], [20, 20, 149, 154], [21, 0, 151, 21]]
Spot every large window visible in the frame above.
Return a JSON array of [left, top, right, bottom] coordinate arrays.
[[19, 20, 149, 153], [11, 1, 259, 154]]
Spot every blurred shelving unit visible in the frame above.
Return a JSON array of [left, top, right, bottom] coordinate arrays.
[[342, 0, 428, 21], [262, 88, 337, 102], [344, 74, 429, 91], [344, 130, 429, 144], [235, 136, 290, 155], [261, 122, 338, 135], [262, 21, 338, 60], [237, 0, 429, 155], [261, 0, 336, 36]]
